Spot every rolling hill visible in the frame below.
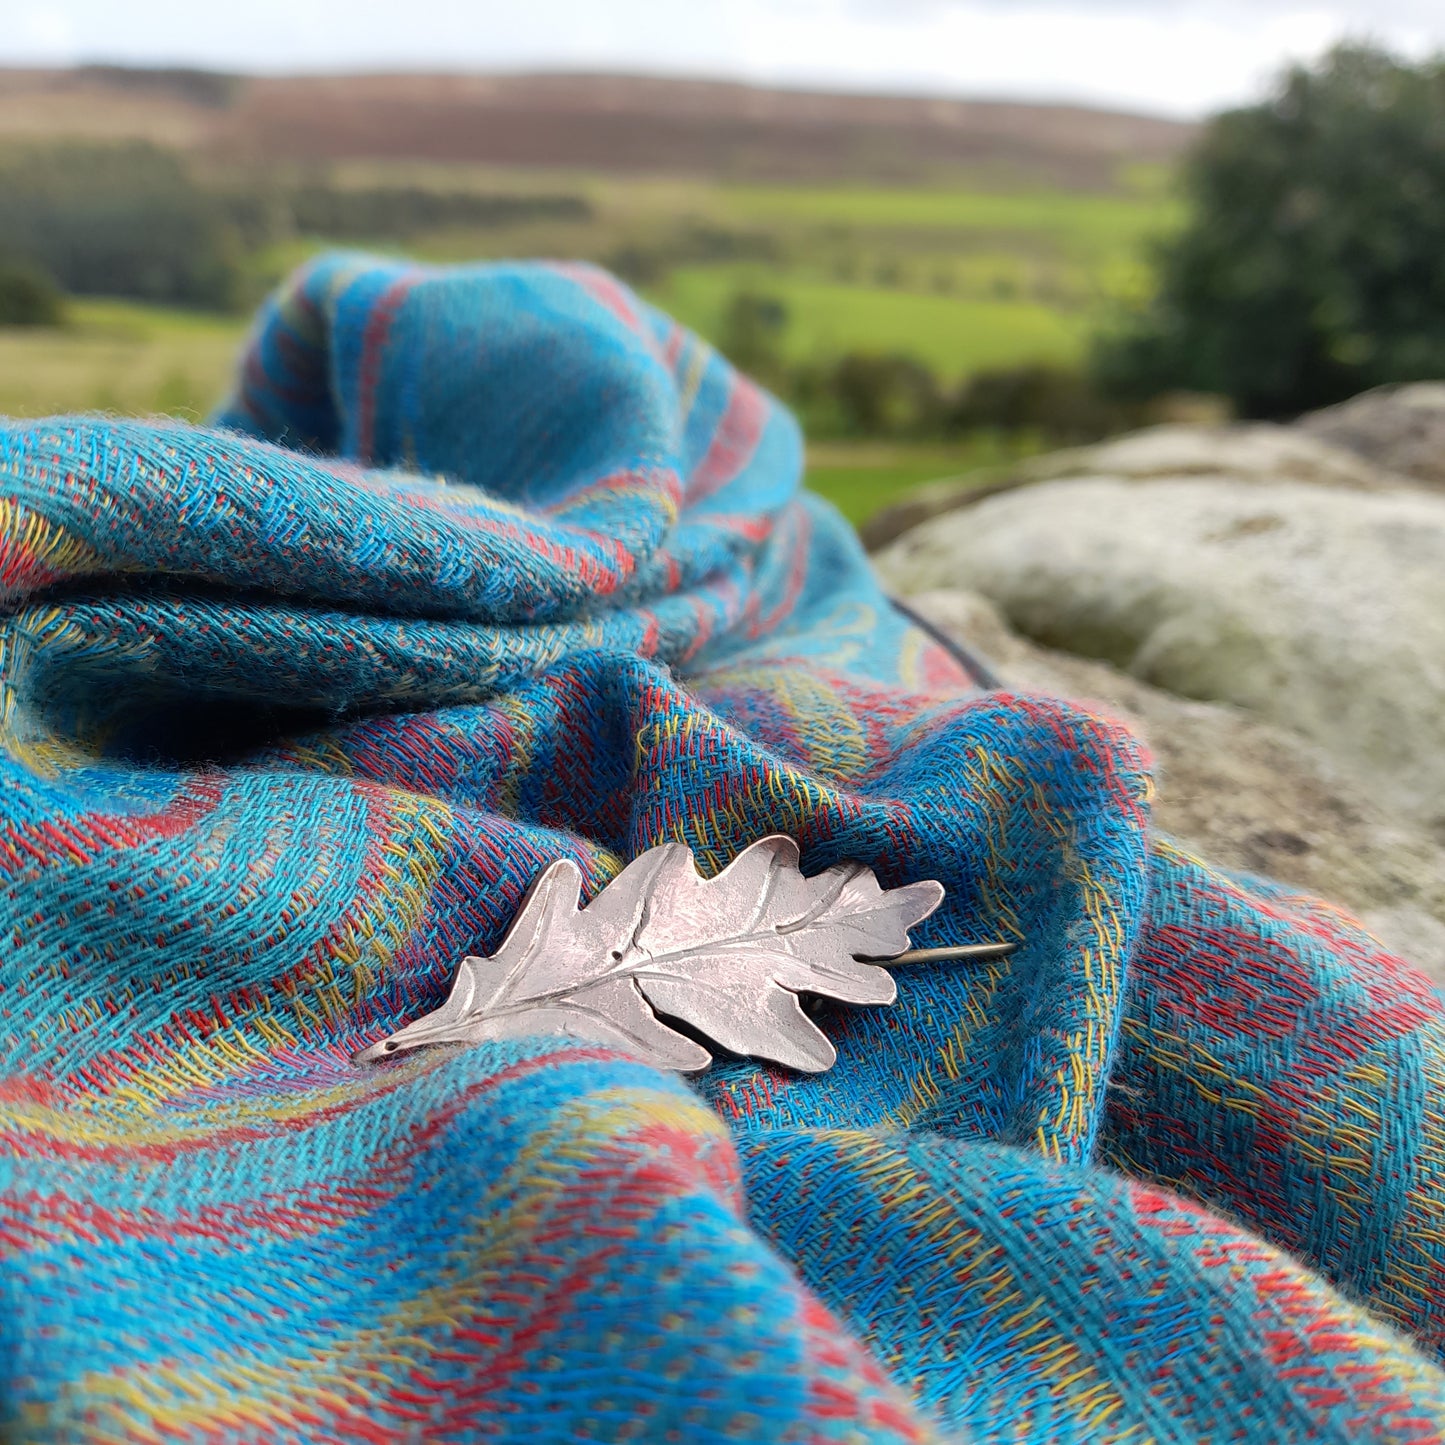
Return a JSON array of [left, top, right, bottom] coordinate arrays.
[[0, 65, 1193, 188]]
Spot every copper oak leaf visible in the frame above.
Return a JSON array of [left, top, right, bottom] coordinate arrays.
[[354, 835, 945, 1073]]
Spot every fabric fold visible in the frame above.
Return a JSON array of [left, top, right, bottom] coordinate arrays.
[[0, 255, 1440, 1442]]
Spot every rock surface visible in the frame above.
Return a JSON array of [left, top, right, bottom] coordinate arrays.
[[907, 588, 1445, 984], [1022, 422, 1395, 490], [1298, 383, 1445, 492], [876, 474, 1445, 831], [859, 421, 1396, 550], [869, 401, 1445, 980]]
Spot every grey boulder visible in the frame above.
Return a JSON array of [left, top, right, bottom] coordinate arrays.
[[1298, 383, 1445, 492], [876, 475, 1445, 829], [906, 588, 1445, 986]]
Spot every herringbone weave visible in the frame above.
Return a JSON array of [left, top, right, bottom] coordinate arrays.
[[0, 254, 1442, 1443]]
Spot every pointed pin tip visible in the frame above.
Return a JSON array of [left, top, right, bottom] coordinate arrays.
[[886, 941, 1019, 966]]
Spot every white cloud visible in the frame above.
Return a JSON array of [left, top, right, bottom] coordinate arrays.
[[0, 0, 1441, 117], [847, 0, 1437, 18], [17, 6, 76, 56]]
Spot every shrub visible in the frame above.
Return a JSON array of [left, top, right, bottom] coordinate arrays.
[[605, 245, 669, 288], [950, 363, 1138, 443], [0, 262, 65, 328], [830, 353, 944, 437]]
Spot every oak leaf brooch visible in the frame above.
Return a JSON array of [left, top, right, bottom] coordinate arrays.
[[355, 835, 1013, 1074]]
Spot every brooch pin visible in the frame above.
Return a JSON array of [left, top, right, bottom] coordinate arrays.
[[354, 835, 1015, 1074]]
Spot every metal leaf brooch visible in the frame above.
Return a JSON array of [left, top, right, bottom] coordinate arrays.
[[354, 835, 1014, 1074]]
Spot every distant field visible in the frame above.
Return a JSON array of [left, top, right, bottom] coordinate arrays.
[[0, 68, 1186, 523], [0, 300, 244, 421], [655, 266, 1089, 379], [0, 67, 1192, 188], [1, 171, 1179, 409], [0, 166, 1176, 522], [421, 173, 1178, 382], [719, 180, 1173, 253]]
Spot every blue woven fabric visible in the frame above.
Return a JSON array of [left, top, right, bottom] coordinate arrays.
[[0, 253, 1442, 1442]]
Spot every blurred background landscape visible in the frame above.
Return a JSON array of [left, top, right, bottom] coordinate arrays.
[[7, 3, 1445, 949], [2, 4, 1444, 523]]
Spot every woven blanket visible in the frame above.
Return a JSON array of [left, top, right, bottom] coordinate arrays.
[[1, 253, 1443, 1444]]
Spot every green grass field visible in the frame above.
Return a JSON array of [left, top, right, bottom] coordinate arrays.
[[804, 439, 1040, 524], [718, 180, 1175, 263], [430, 174, 1176, 382], [654, 266, 1088, 379], [379, 170, 1177, 384], [0, 169, 1176, 522], [0, 299, 245, 422]]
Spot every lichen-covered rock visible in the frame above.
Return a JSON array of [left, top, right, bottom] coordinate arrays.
[[906, 588, 1445, 984], [1298, 383, 1445, 492], [876, 477, 1445, 829]]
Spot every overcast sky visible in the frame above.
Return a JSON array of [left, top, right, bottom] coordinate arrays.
[[8, 0, 1444, 118]]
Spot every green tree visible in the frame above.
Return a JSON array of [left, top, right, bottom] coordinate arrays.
[[830, 353, 943, 437], [0, 261, 65, 328], [1094, 45, 1445, 417]]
